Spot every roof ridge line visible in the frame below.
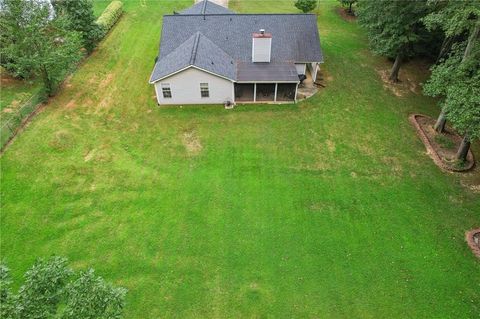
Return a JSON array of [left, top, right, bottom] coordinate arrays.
[[197, 33, 235, 62], [201, 0, 208, 14], [164, 13, 316, 17], [190, 32, 201, 65]]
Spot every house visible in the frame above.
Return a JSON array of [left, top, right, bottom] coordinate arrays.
[[149, 0, 323, 105]]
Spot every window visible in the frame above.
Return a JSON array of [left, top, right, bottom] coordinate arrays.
[[200, 83, 209, 98], [161, 83, 172, 98]]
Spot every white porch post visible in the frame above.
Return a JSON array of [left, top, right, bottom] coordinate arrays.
[[232, 82, 236, 104], [253, 83, 257, 102], [274, 83, 278, 102], [294, 83, 299, 103]]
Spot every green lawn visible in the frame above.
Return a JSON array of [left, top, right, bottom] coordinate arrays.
[[0, 68, 42, 127], [1, 0, 479, 318]]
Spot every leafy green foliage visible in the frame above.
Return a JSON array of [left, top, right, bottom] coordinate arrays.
[[96, 1, 124, 38], [423, 0, 480, 37], [294, 0, 317, 13], [423, 1, 480, 142], [425, 44, 480, 140], [0, 258, 127, 319], [0, 0, 48, 79], [0, 264, 14, 318], [52, 0, 102, 53], [16, 257, 72, 318], [357, 0, 431, 59], [63, 269, 127, 319], [0, 0, 83, 95]]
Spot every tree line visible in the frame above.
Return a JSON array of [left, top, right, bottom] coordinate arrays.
[[357, 0, 479, 163], [1, 0, 105, 96]]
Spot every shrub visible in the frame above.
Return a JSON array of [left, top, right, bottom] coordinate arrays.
[[96, 1, 124, 37], [294, 0, 317, 13], [1, 257, 127, 318]]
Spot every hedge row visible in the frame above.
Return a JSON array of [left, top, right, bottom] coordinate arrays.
[[96, 1, 124, 37]]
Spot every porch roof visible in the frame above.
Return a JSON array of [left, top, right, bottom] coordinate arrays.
[[236, 62, 299, 82]]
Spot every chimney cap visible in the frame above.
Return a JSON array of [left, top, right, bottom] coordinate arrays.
[[253, 30, 272, 38]]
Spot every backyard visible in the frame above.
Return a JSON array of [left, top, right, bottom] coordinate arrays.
[[0, 0, 479, 318]]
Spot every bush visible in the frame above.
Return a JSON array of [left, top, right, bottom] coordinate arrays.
[[294, 0, 317, 13], [96, 1, 124, 37], [1, 257, 127, 318]]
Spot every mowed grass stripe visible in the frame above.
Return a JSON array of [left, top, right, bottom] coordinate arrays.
[[1, 0, 479, 318]]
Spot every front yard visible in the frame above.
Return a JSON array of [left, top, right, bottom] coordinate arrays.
[[1, 0, 479, 318]]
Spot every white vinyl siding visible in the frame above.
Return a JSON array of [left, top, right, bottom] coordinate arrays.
[[295, 63, 306, 75], [154, 67, 234, 105]]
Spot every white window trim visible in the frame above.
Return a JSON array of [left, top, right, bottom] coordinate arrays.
[[161, 83, 172, 98], [200, 83, 209, 98]]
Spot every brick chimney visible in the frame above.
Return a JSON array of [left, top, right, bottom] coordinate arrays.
[[252, 29, 272, 63]]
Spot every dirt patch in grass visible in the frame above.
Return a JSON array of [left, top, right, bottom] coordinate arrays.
[[337, 7, 356, 21], [100, 73, 114, 89], [376, 59, 430, 97], [49, 130, 75, 151], [0, 69, 19, 85], [377, 69, 417, 97], [410, 114, 475, 172], [182, 130, 202, 156], [65, 99, 77, 109], [465, 229, 480, 259], [382, 156, 404, 175], [326, 139, 336, 153], [84, 149, 96, 162]]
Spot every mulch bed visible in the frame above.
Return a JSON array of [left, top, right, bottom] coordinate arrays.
[[409, 114, 475, 172], [466, 229, 480, 259], [337, 7, 356, 22]]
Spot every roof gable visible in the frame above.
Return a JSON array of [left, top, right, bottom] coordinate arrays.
[[179, 0, 235, 15], [150, 32, 236, 83]]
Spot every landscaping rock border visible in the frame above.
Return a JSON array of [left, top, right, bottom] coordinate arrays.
[[465, 229, 480, 259], [409, 114, 475, 172]]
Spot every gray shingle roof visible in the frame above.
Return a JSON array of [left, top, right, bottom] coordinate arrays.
[[149, 32, 236, 82], [237, 62, 299, 82], [179, 0, 235, 15], [150, 3, 323, 83]]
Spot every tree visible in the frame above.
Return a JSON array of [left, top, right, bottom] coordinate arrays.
[[52, 0, 101, 53], [0, 264, 14, 318], [294, 0, 317, 13], [339, 0, 357, 15], [424, 23, 480, 162], [0, 0, 82, 95], [0, 257, 127, 319], [422, 0, 480, 133], [62, 269, 127, 319], [357, 0, 431, 82]]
